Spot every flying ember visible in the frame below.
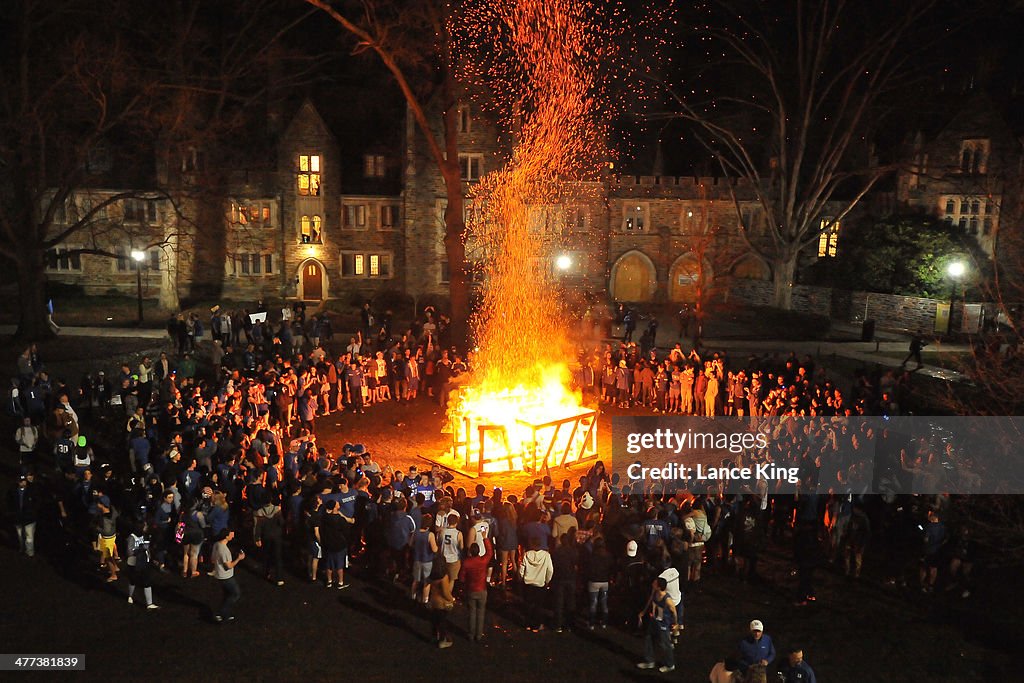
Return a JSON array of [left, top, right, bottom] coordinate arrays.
[[441, 0, 610, 476]]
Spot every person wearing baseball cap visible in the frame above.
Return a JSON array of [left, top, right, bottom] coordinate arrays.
[[738, 619, 776, 673]]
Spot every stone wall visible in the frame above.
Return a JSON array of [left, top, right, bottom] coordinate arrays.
[[726, 278, 996, 335]]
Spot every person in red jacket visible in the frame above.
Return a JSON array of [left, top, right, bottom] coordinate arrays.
[[459, 538, 493, 642]]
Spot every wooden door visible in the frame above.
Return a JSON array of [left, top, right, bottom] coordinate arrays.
[[669, 255, 700, 302], [302, 262, 322, 300], [612, 253, 653, 302]]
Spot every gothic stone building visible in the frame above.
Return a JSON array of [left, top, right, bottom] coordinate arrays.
[[48, 95, 884, 310]]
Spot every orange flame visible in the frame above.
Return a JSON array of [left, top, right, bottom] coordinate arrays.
[[444, 0, 608, 474]]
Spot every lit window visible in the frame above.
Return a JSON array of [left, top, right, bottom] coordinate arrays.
[[624, 205, 645, 231], [300, 215, 322, 243], [342, 252, 391, 278], [232, 202, 272, 227], [297, 154, 321, 196], [817, 219, 839, 258]]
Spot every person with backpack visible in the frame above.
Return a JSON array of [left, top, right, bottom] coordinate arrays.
[[126, 522, 159, 610], [316, 500, 352, 590], [427, 555, 456, 649], [180, 490, 211, 578], [253, 495, 286, 586]]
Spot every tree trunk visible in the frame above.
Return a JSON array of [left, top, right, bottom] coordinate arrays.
[[15, 246, 53, 341], [440, 64, 469, 348], [443, 168, 469, 346], [159, 231, 180, 312], [771, 255, 797, 310]]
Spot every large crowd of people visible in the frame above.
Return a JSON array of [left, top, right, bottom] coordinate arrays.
[[3, 300, 982, 681]]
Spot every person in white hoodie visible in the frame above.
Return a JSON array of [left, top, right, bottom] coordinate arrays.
[[519, 538, 553, 632]]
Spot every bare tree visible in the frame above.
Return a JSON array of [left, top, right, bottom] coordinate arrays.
[[303, 0, 470, 342], [0, 0, 327, 339], [665, 0, 936, 309], [0, 0, 168, 338]]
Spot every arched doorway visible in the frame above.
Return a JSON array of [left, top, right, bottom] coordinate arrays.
[[610, 251, 656, 302], [669, 253, 710, 303], [299, 260, 324, 301]]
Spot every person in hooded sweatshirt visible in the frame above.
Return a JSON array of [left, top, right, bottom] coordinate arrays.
[[519, 537, 553, 632]]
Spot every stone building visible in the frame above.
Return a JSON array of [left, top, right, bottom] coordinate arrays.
[[894, 94, 1023, 256], [47, 92, 848, 310]]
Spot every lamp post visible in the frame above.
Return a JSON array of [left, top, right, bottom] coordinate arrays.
[[947, 260, 965, 334], [555, 254, 572, 272], [131, 250, 145, 324]]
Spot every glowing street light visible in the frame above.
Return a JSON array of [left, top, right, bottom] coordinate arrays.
[[555, 254, 572, 271], [131, 249, 145, 324], [946, 259, 967, 335]]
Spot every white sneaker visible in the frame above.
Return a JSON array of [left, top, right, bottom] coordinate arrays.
[[127, 596, 134, 605], [658, 665, 675, 673], [636, 663, 655, 670], [147, 604, 160, 610]]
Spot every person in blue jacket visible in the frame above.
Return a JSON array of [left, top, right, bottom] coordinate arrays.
[[738, 619, 776, 673], [779, 647, 816, 683]]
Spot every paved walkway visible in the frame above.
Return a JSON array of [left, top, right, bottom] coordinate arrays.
[[6, 323, 970, 383], [0, 325, 167, 339], [701, 338, 969, 383]]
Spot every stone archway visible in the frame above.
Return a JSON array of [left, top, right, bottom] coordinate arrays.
[[610, 250, 657, 302], [297, 259, 328, 301], [669, 253, 711, 303], [730, 253, 770, 280]]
